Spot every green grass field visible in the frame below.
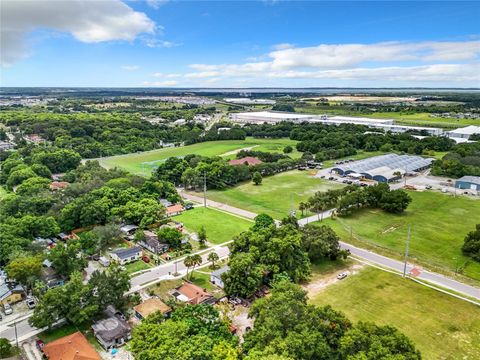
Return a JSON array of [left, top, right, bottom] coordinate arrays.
[[202, 170, 344, 220], [124, 259, 151, 274], [296, 107, 479, 128], [322, 191, 480, 281], [310, 266, 480, 359], [98, 138, 299, 174], [174, 207, 253, 244]]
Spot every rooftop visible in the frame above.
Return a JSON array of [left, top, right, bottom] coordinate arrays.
[[112, 246, 142, 259], [166, 204, 184, 214], [171, 281, 215, 305], [456, 176, 480, 184], [42, 331, 101, 360], [133, 297, 171, 318], [448, 125, 480, 135], [211, 266, 230, 279], [233, 111, 314, 119]]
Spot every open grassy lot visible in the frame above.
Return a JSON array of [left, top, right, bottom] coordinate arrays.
[[124, 259, 151, 274], [322, 191, 480, 281], [98, 137, 299, 174], [188, 271, 225, 298], [203, 170, 344, 220], [310, 266, 480, 359], [175, 207, 253, 244]]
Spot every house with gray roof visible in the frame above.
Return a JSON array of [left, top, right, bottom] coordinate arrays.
[[210, 266, 230, 289], [110, 246, 142, 265], [455, 176, 480, 192], [92, 306, 131, 349]]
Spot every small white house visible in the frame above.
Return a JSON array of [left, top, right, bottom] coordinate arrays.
[[110, 246, 142, 265], [210, 266, 229, 289]]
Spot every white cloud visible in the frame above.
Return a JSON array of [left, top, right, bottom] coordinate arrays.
[[152, 72, 182, 78], [121, 65, 140, 71], [182, 40, 480, 86], [1, 0, 156, 66], [143, 80, 178, 87], [146, 0, 169, 9], [144, 38, 181, 48]]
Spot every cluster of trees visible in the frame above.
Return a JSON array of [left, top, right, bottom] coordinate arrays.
[[30, 265, 130, 329], [462, 224, 480, 262], [0, 147, 80, 189], [0, 110, 244, 158], [154, 152, 302, 190], [243, 280, 421, 360], [431, 142, 480, 177], [222, 214, 348, 298], [291, 123, 455, 159], [130, 281, 421, 360], [306, 183, 412, 218], [131, 304, 238, 360]]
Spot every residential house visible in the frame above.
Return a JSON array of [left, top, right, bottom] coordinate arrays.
[[133, 297, 171, 320], [138, 231, 169, 254], [110, 246, 142, 265], [169, 281, 216, 305], [166, 204, 184, 217], [49, 181, 69, 191], [0, 283, 25, 306], [210, 266, 229, 289], [42, 331, 101, 360], [159, 198, 173, 207], [92, 306, 131, 350], [228, 157, 263, 166], [57, 232, 80, 241], [120, 224, 138, 240], [41, 262, 65, 289]]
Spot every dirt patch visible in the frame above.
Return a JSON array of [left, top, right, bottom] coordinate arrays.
[[227, 305, 253, 342], [220, 146, 259, 157], [304, 263, 365, 298]]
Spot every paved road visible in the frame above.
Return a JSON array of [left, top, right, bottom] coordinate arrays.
[[129, 242, 231, 293], [179, 193, 480, 301]]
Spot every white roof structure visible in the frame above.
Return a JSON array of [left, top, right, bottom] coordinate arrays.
[[329, 115, 394, 125], [448, 125, 480, 136], [456, 176, 480, 184]]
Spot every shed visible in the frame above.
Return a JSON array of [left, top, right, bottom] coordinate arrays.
[[455, 176, 480, 191], [210, 266, 229, 288]]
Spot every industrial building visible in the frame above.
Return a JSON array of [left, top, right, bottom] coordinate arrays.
[[331, 154, 434, 183], [230, 111, 315, 124], [447, 126, 480, 143], [224, 98, 276, 105], [229, 111, 443, 136], [455, 176, 480, 191]]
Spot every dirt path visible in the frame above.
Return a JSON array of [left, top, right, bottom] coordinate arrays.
[[303, 263, 365, 298]]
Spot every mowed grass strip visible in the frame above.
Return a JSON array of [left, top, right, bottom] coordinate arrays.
[[310, 266, 480, 360], [98, 138, 298, 174], [174, 207, 253, 244], [203, 170, 344, 220], [322, 191, 480, 281]]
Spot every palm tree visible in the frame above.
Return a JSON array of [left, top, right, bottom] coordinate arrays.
[[189, 254, 203, 279], [207, 252, 219, 269], [299, 202, 308, 217], [183, 255, 194, 279]]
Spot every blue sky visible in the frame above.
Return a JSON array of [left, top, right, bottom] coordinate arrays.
[[1, 0, 479, 87]]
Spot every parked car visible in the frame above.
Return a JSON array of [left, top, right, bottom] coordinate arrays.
[[35, 339, 45, 351], [3, 303, 13, 315], [425, 185, 432, 190], [26, 296, 36, 309], [184, 203, 194, 210], [320, 175, 325, 178], [91, 254, 100, 261], [337, 272, 348, 280], [142, 255, 150, 263], [328, 177, 334, 180], [99, 256, 110, 267]]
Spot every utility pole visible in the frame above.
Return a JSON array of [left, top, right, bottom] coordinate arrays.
[[14, 319, 18, 348], [403, 225, 411, 278], [203, 171, 207, 208]]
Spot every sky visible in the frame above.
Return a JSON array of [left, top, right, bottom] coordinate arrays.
[[1, 0, 479, 88]]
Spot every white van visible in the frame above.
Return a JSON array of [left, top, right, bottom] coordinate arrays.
[[3, 303, 13, 315]]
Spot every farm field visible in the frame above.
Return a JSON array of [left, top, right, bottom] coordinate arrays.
[[174, 207, 253, 244], [98, 137, 299, 174], [322, 191, 480, 281], [310, 266, 480, 359], [202, 170, 344, 220]]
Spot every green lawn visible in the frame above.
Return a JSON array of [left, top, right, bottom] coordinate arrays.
[[322, 191, 480, 281], [310, 267, 480, 359], [98, 137, 299, 175], [203, 170, 344, 220], [174, 207, 253, 244], [125, 260, 151, 274], [187, 271, 225, 298]]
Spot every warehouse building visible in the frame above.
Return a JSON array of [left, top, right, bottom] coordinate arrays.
[[230, 111, 315, 124], [229, 111, 443, 136], [455, 176, 480, 191], [331, 154, 434, 183], [447, 126, 480, 143]]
